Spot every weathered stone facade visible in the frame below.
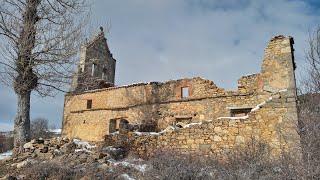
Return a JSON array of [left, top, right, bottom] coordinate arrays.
[[71, 28, 116, 92], [62, 35, 300, 158]]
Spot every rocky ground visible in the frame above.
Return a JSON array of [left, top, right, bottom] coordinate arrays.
[[0, 137, 148, 180], [0, 137, 307, 180]]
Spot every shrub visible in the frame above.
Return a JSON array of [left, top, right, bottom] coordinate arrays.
[[30, 118, 50, 139]]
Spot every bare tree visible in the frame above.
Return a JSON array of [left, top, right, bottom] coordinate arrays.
[[30, 117, 49, 139], [298, 27, 320, 178], [305, 27, 320, 93], [0, 0, 89, 153]]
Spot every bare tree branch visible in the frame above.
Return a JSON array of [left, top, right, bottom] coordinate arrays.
[[0, 0, 90, 152]]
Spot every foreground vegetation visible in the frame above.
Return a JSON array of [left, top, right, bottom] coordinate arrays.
[[0, 137, 318, 180]]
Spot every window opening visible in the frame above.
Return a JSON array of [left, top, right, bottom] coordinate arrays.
[[109, 119, 117, 133], [230, 108, 252, 117], [181, 87, 189, 98], [86, 99, 92, 109]]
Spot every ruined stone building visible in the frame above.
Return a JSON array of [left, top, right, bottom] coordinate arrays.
[[62, 30, 301, 157]]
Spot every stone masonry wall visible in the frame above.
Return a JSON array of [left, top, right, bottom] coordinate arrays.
[[105, 89, 299, 158], [62, 35, 301, 158], [62, 79, 259, 141]]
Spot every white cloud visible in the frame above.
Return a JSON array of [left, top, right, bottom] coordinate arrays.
[[91, 0, 318, 86]]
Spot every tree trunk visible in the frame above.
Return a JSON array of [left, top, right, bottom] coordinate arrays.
[[13, 91, 31, 154]]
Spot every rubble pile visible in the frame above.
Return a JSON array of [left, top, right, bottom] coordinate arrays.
[[0, 137, 138, 179], [21, 137, 94, 159]]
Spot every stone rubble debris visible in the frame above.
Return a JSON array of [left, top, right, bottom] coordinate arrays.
[[12, 137, 98, 160], [1, 137, 148, 179]]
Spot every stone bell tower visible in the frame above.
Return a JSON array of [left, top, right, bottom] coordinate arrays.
[[71, 27, 116, 92]]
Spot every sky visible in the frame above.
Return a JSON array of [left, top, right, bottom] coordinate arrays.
[[1, 0, 320, 131]]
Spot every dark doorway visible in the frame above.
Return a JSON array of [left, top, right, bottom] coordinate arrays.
[[109, 119, 117, 133]]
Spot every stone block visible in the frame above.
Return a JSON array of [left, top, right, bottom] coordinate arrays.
[[199, 144, 211, 151], [213, 135, 222, 142], [235, 136, 245, 145]]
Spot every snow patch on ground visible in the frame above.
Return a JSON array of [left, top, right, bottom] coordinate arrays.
[[73, 139, 96, 149], [108, 158, 148, 173], [0, 150, 12, 160], [48, 129, 62, 134], [104, 146, 122, 151], [110, 131, 119, 135], [120, 174, 136, 180], [75, 149, 92, 153], [73, 139, 96, 153]]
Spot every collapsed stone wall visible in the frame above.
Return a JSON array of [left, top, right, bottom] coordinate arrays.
[[62, 82, 259, 141], [237, 74, 261, 94], [105, 89, 300, 159], [62, 35, 300, 158]]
